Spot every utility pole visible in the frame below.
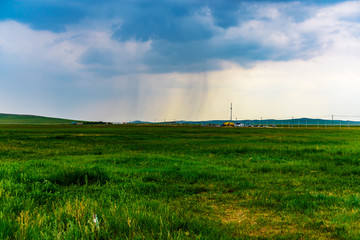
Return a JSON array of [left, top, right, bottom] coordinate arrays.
[[230, 103, 232, 121]]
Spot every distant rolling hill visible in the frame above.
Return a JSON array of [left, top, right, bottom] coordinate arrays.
[[0, 113, 81, 124], [134, 118, 360, 126]]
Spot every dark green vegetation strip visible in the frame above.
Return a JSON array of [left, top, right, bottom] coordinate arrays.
[[0, 113, 78, 124], [1, 125, 360, 239]]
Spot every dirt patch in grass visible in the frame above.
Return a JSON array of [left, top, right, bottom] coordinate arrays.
[[220, 208, 248, 224], [207, 198, 333, 239], [218, 206, 286, 237]]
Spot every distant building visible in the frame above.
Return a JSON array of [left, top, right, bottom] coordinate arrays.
[[235, 122, 245, 127]]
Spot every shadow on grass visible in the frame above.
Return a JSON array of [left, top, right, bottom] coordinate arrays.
[[48, 166, 110, 186]]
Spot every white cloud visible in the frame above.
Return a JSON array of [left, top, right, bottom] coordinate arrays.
[[316, 1, 360, 19], [222, 1, 360, 61]]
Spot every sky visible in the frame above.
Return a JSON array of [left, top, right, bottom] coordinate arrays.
[[1, 0, 360, 122]]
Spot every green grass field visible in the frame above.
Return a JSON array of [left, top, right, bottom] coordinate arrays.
[[1, 125, 360, 239]]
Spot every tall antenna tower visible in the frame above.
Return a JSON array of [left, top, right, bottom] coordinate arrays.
[[230, 103, 232, 121]]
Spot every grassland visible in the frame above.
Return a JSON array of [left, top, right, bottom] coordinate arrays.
[[1, 125, 360, 239]]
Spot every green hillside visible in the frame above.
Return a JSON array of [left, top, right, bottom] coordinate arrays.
[[0, 113, 80, 124]]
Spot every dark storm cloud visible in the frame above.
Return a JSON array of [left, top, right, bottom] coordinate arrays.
[[0, 0, 348, 32], [1, 0, 354, 73]]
